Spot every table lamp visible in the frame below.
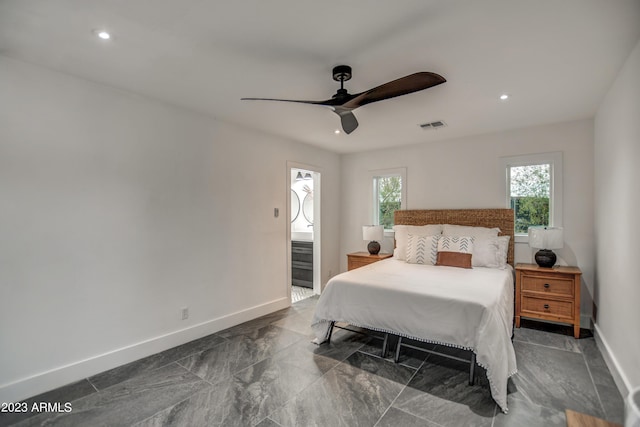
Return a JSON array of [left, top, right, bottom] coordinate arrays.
[[363, 225, 384, 255], [528, 226, 564, 268]]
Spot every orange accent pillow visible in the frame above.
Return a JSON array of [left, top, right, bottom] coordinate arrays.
[[436, 251, 473, 269]]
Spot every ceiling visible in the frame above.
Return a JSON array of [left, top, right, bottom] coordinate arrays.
[[1, 1, 639, 153]]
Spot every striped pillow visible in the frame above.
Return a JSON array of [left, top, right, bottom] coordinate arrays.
[[406, 234, 439, 265]]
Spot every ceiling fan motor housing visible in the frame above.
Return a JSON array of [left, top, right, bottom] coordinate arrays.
[[332, 65, 352, 82]]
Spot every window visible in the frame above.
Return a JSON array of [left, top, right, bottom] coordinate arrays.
[[370, 168, 407, 230], [502, 152, 563, 239]]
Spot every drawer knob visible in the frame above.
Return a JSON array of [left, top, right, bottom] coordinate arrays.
[[544, 283, 550, 289], [544, 304, 550, 309]]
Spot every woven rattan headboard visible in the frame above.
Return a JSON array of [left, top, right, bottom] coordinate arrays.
[[394, 209, 515, 267]]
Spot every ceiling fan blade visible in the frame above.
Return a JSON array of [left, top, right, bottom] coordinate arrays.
[[242, 93, 359, 107], [332, 108, 359, 134], [241, 97, 328, 105], [342, 72, 446, 109]]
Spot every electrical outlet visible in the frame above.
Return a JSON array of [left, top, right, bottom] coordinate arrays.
[[181, 307, 189, 320]]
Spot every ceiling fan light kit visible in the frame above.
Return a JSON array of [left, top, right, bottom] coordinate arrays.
[[242, 65, 445, 134]]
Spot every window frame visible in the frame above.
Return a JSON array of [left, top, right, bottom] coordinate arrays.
[[501, 152, 563, 243], [369, 167, 407, 234]]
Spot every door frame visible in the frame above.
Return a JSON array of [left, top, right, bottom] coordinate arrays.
[[287, 161, 322, 301]]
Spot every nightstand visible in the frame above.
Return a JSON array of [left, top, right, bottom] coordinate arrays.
[[515, 263, 582, 338], [347, 252, 393, 271]]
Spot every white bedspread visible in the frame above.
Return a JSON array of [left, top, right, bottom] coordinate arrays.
[[311, 258, 517, 413]]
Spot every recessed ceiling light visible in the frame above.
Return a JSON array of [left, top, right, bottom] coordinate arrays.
[[95, 30, 111, 40], [499, 94, 510, 101], [334, 129, 341, 134]]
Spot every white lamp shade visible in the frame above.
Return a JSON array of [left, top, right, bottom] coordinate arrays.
[[528, 226, 564, 250], [363, 225, 384, 242]]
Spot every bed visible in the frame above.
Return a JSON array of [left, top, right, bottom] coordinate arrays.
[[311, 209, 517, 413]]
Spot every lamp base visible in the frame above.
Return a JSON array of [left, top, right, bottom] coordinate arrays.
[[535, 249, 557, 268], [367, 241, 381, 255]]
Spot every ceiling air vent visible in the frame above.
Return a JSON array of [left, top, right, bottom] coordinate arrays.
[[419, 120, 447, 130]]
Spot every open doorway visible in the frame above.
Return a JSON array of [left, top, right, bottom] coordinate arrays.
[[287, 162, 321, 304]]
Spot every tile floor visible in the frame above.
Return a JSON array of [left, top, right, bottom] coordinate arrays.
[[2, 296, 624, 426], [291, 285, 314, 304]]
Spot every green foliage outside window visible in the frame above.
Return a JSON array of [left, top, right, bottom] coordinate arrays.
[[378, 176, 401, 230], [511, 197, 549, 234], [510, 164, 550, 234]]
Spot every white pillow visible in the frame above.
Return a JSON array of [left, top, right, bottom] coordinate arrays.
[[393, 224, 443, 261], [442, 224, 500, 238], [406, 234, 439, 265], [470, 236, 500, 268]]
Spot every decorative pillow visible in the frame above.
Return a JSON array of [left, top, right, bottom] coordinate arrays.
[[393, 224, 443, 261], [406, 234, 439, 265], [436, 251, 472, 269], [437, 235, 474, 254], [436, 236, 474, 269], [470, 236, 500, 268], [496, 235, 510, 269]]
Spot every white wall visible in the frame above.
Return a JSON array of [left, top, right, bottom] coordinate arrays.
[[340, 119, 595, 317], [594, 39, 640, 394], [0, 55, 341, 402]]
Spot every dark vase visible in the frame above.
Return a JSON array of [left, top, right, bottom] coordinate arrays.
[[535, 249, 557, 268], [367, 241, 381, 255]]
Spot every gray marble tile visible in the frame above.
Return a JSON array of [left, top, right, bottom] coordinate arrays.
[[89, 332, 227, 390], [239, 324, 307, 353], [429, 345, 490, 386], [271, 312, 315, 337], [344, 351, 416, 386], [375, 337, 434, 369], [513, 326, 581, 353], [177, 325, 305, 385], [376, 406, 440, 427], [0, 379, 96, 426], [254, 417, 282, 427], [290, 295, 319, 311], [271, 340, 340, 375], [578, 338, 625, 424], [307, 327, 371, 362], [217, 309, 296, 339], [393, 355, 496, 427], [16, 363, 209, 427], [509, 340, 604, 418], [493, 396, 566, 426], [269, 361, 404, 427], [135, 355, 324, 427]]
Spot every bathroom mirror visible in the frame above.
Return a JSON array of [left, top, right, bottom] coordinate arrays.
[[291, 190, 300, 223]]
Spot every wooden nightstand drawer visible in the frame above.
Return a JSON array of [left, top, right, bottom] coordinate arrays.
[[521, 296, 574, 321], [521, 275, 574, 297], [348, 259, 371, 270]]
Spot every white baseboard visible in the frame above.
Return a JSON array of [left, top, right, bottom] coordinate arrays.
[[594, 323, 632, 398], [0, 297, 290, 403]]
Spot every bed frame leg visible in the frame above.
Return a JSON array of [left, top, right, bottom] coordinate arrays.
[[326, 321, 336, 344], [469, 353, 476, 385], [394, 337, 402, 363], [381, 333, 389, 358]]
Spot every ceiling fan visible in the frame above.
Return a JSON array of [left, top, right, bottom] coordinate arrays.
[[241, 65, 446, 134]]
